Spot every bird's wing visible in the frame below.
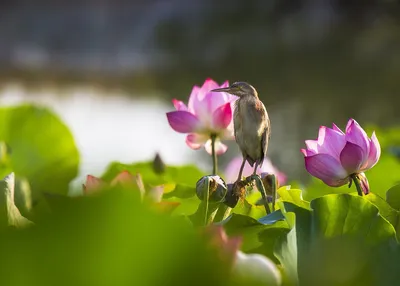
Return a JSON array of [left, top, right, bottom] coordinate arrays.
[[233, 109, 238, 139], [233, 100, 242, 143], [259, 116, 270, 168]]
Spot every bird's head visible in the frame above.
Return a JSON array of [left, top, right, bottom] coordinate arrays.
[[211, 82, 258, 98]]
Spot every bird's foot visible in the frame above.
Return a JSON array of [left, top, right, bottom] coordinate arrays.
[[245, 174, 260, 185]]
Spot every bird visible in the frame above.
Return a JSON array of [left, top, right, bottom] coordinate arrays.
[[211, 82, 270, 182]]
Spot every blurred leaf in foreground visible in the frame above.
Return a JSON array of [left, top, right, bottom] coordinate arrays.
[[275, 194, 400, 286], [102, 161, 204, 190], [222, 213, 289, 263], [0, 188, 230, 286], [0, 172, 33, 228], [0, 105, 79, 197], [386, 184, 400, 210], [83, 171, 180, 215], [101, 161, 205, 217]]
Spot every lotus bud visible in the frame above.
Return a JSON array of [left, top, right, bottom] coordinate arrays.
[[196, 175, 227, 203], [153, 152, 165, 174]]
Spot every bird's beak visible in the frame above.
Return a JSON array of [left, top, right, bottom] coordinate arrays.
[[211, 87, 234, 93]]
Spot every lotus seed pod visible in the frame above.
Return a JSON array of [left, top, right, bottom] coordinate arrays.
[[260, 173, 278, 196], [196, 175, 227, 203], [224, 181, 247, 208]]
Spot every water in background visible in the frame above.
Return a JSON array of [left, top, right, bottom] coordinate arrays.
[[0, 83, 204, 189]]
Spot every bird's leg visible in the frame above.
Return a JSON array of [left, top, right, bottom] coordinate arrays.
[[253, 162, 259, 175], [237, 157, 246, 182]]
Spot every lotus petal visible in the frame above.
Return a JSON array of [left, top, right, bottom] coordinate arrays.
[[186, 133, 209, 150], [172, 99, 188, 111], [305, 154, 347, 186], [166, 111, 201, 133], [317, 126, 346, 160], [205, 139, 228, 155], [345, 119, 370, 159], [362, 132, 381, 171], [212, 102, 232, 130], [339, 142, 365, 174]]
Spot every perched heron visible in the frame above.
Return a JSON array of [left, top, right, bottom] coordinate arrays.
[[211, 82, 270, 182]]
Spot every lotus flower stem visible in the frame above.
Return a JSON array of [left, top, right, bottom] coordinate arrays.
[[250, 175, 271, 214], [214, 204, 232, 222], [211, 134, 218, 175], [203, 176, 210, 225], [197, 201, 219, 226], [200, 176, 220, 225], [271, 174, 276, 212], [206, 205, 222, 226], [350, 173, 364, 197]]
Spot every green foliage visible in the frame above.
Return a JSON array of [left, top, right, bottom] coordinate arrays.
[[276, 187, 310, 210], [3, 104, 400, 285], [222, 213, 289, 263], [0, 105, 79, 197], [365, 125, 400, 152], [101, 161, 206, 218], [274, 194, 400, 286], [386, 184, 400, 210], [101, 161, 204, 187], [231, 198, 266, 219], [163, 184, 196, 199], [363, 193, 399, 225]]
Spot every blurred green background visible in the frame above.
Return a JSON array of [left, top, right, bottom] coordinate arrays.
[[0, 0, 399, 185]]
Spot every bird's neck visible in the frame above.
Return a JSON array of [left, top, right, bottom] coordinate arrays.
[[249, 86, 258, 98], [242, 93, 258, 99]]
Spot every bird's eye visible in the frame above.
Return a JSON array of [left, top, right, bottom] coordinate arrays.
[[232, 83, 240, 90]]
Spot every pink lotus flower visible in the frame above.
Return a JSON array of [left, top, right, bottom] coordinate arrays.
[[166, 78, 238, 155], [301, 119, 380, 193], [225, 156, 287, 185]]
